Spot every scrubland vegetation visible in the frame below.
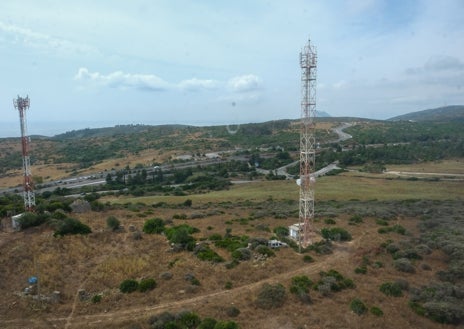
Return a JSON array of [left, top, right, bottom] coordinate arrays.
[[0, 115, 463, 328]]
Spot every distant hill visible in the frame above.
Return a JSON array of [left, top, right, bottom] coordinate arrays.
[[316, 110, 331, 117], [388, 105, 464, 122]]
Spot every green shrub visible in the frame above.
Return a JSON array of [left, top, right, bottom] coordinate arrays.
[[231, 248, 252, 261], [303, 255, 314, 263], [376, 219, 389, 226], [290, 275, 312, 304], [314, 269, 355, 294], [290, 275, 313, 294], [354, 266, 367, 274], [224, 281, 233, 290], [370, 306, 384, 316], [54, 217, 91, 236], [255, 245, 275, 257], [106, 216, 120, 231], [119, 279, 139, 293], [273, 226, 289, 237], [321, 227, 352, 241], [350, 298, 367, 315], [255, 283, 287, 309], [198, 318, 217, 329], [195, 245, 224, 263], [378, 224, 407, 235], [324, 218, 336, 225], [349, 215, 363, 225], [91, 294, 102, 303], [379, 282, 403, 297], [143, 218, 165, 234], [213, 321, 238, 329], [394, 258, 415, 273], [165, 225, 198, 251], [176, 311, 201, 328], [17, 212, 49, 229], [139, 278, 157, 292]]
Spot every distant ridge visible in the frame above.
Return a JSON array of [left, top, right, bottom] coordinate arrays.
[[388, 105, 464, 122]]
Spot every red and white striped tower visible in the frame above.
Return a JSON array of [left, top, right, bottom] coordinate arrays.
[[299, 39, 317, 247], [14, 95, 35, 212]]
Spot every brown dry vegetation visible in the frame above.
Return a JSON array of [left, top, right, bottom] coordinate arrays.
[[1, 169, 463, 328]]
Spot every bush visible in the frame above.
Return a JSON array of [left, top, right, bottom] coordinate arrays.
[[195, 245, 224, 263], [273, 226, 289, 237], [139, 278, 157, 292], [231, 248, 252, 261], [255, 283, 287, 309], [143, 218, 165, 234], [166, 225, 198, 251], [350, 298, 367, 315], [176, 311, 201, 328], [198, 318, 217, 329], [17, 212, 49, 229], [324, 218, 336, 225], [321, 227, 352, 241], [106, 216, 120, 231], [354, 266, 367, 274], [370, 306, 384, 316], [314, 269, 355, 295], [379, 282, 403, 297], [303, 255, 314, 263], [120, 279, 139, 293], [54, 217, 91, 236], [349, 215, 363, 225], [290, 275, 313, 295], [91, 294, 102, 303], [394, 258, 416, 273], [213, 321, 239, 329], [423, 301, 464, 324], [290, 275, 312, 304], [255, 245, 275, 257]]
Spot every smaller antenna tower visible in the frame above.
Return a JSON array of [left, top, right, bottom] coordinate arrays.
[[14, 95, 35, 212], [299, 38, 317, 247]]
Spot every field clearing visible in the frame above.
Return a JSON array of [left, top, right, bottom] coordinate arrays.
[[104, 174, 463, 206], [386, 158, 464, 174]]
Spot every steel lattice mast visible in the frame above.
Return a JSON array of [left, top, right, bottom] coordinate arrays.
[[14, 95, 35, 212], [299, 39, 317, 247]]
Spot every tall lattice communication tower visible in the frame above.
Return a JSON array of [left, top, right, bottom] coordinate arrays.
[[299, 39, 317, 247], [14, 95, 35, 212]]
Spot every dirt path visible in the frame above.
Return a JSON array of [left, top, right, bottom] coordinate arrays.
[[4, 242, 351, 328]]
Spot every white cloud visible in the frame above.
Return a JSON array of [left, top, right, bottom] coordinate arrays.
[[0, 21, 100, 57], [74, 68, 171, 91], [227, 74, 262, 92], [75, 68, 263, 95]]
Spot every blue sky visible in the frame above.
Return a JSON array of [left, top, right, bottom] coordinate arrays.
[[1, 0, 463, 137]]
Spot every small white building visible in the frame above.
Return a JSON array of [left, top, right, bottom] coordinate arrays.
[[288, 223, 304, 241], [11, 213, 24, 231]]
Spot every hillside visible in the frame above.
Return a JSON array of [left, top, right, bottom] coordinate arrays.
[[1, 176, 463, 328], [388, 105, 464, 122], [0, 114, 463, 328]]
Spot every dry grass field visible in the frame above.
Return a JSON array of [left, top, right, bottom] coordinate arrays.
[[1, 164, 463, 328]]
